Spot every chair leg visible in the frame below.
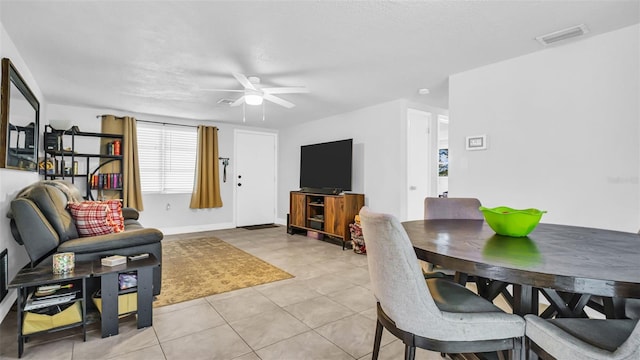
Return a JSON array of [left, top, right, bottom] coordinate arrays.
[[372, 319, 383, 360], [404, 345, 416, 360]]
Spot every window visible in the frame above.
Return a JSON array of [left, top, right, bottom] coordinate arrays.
[[137, 122, 197, 193]]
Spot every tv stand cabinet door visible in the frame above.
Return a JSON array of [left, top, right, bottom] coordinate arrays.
[[324, 196, 345, 237], [290, 192, 306, 227]]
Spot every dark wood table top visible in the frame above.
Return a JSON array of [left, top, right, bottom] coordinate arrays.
[[403, 219, 640, 299]]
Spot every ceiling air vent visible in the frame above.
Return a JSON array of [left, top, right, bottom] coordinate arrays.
[[217, 99, 235, 105], [535, 24, 589, 46]]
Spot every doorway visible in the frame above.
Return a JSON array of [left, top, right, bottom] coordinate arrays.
[[234, 130, 277, 227], [406, 109, 433, 220]]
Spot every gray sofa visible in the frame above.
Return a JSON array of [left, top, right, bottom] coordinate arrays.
[[7, 180, 163, 295]]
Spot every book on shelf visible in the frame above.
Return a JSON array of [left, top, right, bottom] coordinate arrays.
[[25, 290, 80, 311]]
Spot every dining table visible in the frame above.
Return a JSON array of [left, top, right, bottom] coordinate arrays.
[[402, 219, 640, 317]]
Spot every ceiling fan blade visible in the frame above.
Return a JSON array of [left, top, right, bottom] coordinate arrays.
[[261, 87, 309, 94], [199, 88, 245, 92], [263, 94, 295, 108], [232, 73, 256, 90], [230, 96, 245, 107]]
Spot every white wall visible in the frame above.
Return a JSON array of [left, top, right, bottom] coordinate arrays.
[[278, 100, 405, 222], [47, 103, 277, 234], [449, 25, 639, 232], [0, 21, 46, 321]]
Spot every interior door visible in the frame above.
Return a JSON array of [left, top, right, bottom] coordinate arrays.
[[235, 130, 277, 227], [406, 109, 432, 220]]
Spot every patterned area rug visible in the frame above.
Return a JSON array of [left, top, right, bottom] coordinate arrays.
[[153, 236, 293, 307]]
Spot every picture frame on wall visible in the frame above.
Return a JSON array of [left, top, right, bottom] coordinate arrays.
[[438, 149, 448, 176], [466, 135, 487, 150]]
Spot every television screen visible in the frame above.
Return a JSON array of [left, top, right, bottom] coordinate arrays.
[[300, 139, 352, 191]]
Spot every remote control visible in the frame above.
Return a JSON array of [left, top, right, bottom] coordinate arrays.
[[128, 253, 149, 261]]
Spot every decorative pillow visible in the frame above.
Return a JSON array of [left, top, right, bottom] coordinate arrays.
[[67, 202, 115, 237], [100, 199, 124, 233]]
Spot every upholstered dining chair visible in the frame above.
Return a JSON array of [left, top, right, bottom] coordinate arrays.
[[424, 197, 484, 221], [423, 197, 483, 280], [359, 207, 525, 360], [525, 314, 640, 359]]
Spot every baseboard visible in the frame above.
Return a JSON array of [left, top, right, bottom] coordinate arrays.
[[159, 222, 236, 235]]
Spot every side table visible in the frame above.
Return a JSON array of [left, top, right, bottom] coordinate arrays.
[[9, 261, 93, 358], [91, 254, 159, 337]]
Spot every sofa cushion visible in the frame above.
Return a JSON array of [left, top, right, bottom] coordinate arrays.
[[24, 186, 79, 241], [101, 199, 124, 232], [68, 202, 115, 237]]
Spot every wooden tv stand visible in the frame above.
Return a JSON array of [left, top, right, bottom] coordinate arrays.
[[288, 191, 365, 249]]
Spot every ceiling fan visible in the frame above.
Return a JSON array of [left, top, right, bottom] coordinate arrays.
[[202, 73, 309, 109]]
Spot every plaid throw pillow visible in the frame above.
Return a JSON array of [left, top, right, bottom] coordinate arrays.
[[68, 202, 115, 237], [101, 199, 124, 233]]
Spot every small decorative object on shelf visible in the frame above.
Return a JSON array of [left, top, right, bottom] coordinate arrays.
[[52, 252, 75, 274], [101, 255, 126, 267]]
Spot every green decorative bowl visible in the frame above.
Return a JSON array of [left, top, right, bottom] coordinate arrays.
[[479, 206, 547, 237]]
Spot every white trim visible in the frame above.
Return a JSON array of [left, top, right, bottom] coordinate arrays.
[[158, 222, 236, 236]]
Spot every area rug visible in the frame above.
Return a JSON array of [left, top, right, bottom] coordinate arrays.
[[153, 236, 293, 307]]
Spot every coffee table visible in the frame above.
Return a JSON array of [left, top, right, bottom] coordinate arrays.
[[91, 254, 159, 337], [9, 254, 160, 356]]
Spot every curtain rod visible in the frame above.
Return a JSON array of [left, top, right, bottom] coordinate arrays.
[[95, 115, 214, 130]]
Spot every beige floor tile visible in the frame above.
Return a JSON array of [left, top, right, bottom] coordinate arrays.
[[256, 330, 354, 360], [276, 263, 335, 280], [229, 308, 309, 350], [313, 259, 357, 274], [358, 339, 445, 360], [315, 313, 394, 359], [161, 324, 252, 360], [283, 296, 354, 329], [327, 285, 376, 312], [153, 302, 225, 342], [231, 352, 261, 360], [72, 322, 159, 360], [255, 280, 322, 307], [1, 338, 74, 360], [300, 273, 357, 295], [108, 344, 166, 360], [339, 266, 372, 286], [206, 288, 279, 323], [153, 297, 210, 315]]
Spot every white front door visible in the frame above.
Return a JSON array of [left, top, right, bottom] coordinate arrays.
[[235, 130, 277, 227]]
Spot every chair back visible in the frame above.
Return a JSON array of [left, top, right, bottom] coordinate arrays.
[[424, 197, 483, 220], [359, 206, 441, 336]]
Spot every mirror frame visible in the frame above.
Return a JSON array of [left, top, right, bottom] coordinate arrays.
[[1, 57, 40, 171]]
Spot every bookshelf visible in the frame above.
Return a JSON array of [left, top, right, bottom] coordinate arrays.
[[43, 125, 123, 200]]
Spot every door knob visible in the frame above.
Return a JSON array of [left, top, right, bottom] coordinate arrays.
[[238, 183, 242, 187]]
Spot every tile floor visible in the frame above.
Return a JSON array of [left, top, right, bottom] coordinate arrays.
[[0, 226, 464, 360]]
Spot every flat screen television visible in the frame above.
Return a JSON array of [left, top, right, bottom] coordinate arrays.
[[300, 139, 352, 193]]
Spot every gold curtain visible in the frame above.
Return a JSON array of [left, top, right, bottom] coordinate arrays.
[[101, 115, 144, 210], [190, 126, 223, 209]]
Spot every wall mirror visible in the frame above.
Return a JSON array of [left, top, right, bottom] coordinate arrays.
[[1, 58, 40, 171]]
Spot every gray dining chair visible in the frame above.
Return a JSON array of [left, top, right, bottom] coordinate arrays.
[[424, 197, 484, 221], [423, 197, 483, 279], [525, 314, 640, 359], [359, 207, 525, 360]]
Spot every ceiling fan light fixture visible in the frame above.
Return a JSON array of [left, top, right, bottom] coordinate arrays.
[[245, 94, 263, 106]]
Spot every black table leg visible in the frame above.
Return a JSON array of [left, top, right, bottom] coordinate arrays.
[[136, 266, 153, 328], [513, 284, 537, 316], [100, 272, 119, 337]]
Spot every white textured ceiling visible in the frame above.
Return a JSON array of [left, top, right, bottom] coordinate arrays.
[[1, 1, 638, 129]]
